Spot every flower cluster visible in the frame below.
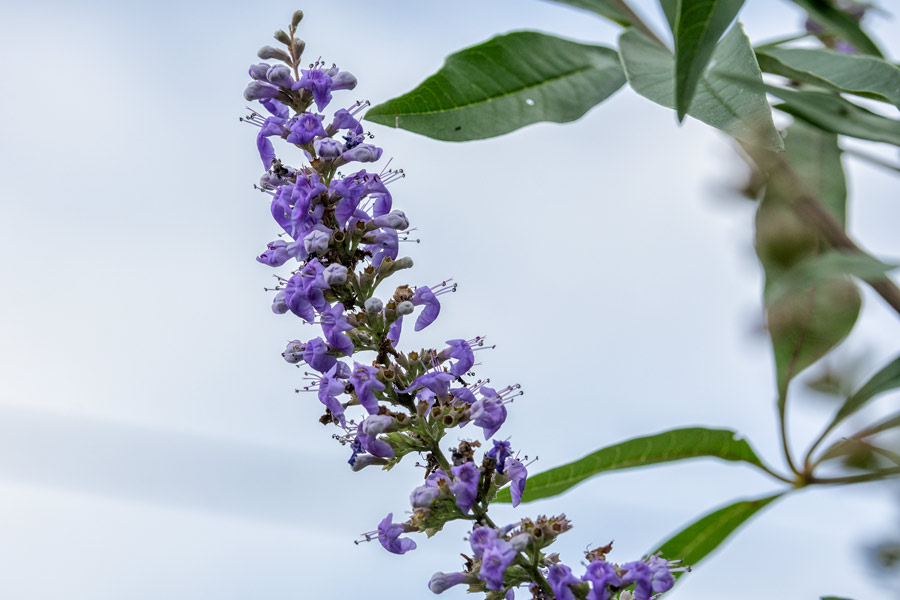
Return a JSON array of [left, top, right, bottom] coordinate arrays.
[[244, 11, 684, 599]]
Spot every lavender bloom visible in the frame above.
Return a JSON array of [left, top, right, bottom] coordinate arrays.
[[260, 98, 289, 119], [428, 571, 468, 594], [249, 63, 270, 80], [364, 297, 384, 314], [584, 561, 622, 600], [548, 564, 581, 600], [377, 513, 416, 555], [322, 263, 348, 286], [256, 240, 290, 267], [622, 559, 674, 600], [646, 556, 675, 596], [328, 68, 358, 91], [320, 302, 354, 356], [342, 143, 383, 163], [505, 458, 527, 508], [270, 191, 293, 235], [271, 291, 288, 315], [412, 286, 441, 331], [366, 229, 398, 267], [303, 228, 331, 255], [371, 210, 409, 231], [350, 363, 385, 414], [469, 526, 498, 559], [486, 440, 512, 472], [451, 386, 477, 404], [410, 484, 441, 508], [294, 68, 333, 111], [479, 539, 516, 591], [357, 417, 394, 458], [314, 137, 343, 158], [396, 300, 414, 316], [318, 363, 347, 424], [287, 113, 327, 145], [387, 316, 403, 346], [449, 462, 480, 513], [281, 340, 304, 364], [405, 371, 455, 398], [349, 454, 388, 471], [331, 108, 364, 134], [365, 175, 393, 217], [265, 64, 294, 88], [243, 81, 280, 101], [302, 337, 336, 373], [440, 339, 474, 376], [470, 389, 507, 439]]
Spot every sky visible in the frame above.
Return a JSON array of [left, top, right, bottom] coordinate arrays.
[[0, 0, 899, 598]]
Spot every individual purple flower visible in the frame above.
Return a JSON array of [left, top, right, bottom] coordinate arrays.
[[283, 272, 315, 322], [646, 555, 675, 596], [357, 416, 395, 458], [451, 386, 476, 404], [243, 80, 280, 101], [350, 363, 385, 414], [366, 228, 398, 267], [256, 240, 289, 267], [365, 174, 392, 217], [377, 513, 416, 555], [479, 536, 517, 591], [470, 389, 507, 440], [320, 302, 354, 356], [318, 363, 347, 424], [260, 98, 289, 119], [271, 291, 288, 315], [449, 462, 480, 513], [270, 189, 293, 235], [412, 286, 441, 331], [286, 113, 327, 145], [314, 137, 343, 159], [584, 560, 622, 600], [302, 337, 336, 373], [622, 559, 674, 600], [548, 564, 581, 600], [440, 339, 474, 376], [486, 440, 512, 472], [327, 68, 358, 91], [469, 526, 498, 559], [405, 371, 455, 398], [428, 571, 469, 594], [331, 107, 364, 134], [504, 458, 527, 507], [256, 115, 290, 169], [294, 68, 334, 111], [281, 340, 304, 364], [342, 143, 383, 163]]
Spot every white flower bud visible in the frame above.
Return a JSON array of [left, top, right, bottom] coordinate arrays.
[[365, 297, 384, 314]]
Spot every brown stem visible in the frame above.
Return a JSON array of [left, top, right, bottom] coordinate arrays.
[[608, 0, 668, 48]]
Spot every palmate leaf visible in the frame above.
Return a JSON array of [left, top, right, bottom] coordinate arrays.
[[757, 47, 900, 109], [673, 0, 745, 119], [364, 31, 626, 141], [784, 0, 883, 57], [618, 22, 783, 150], [494, 428, 766, 503], [653, 494, 783, 574]]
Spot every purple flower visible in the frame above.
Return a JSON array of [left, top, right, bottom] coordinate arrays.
[[622, 559, 674, 600], [449, 462, 480, 513], [287, 113, 327, 145], [329, 68, 358, 91], [377, 513, 416, 555], [281, 340, 304, 364], [451, 386, 476, 404], [243, 81, 279, 101], [357, 416, 394, 458], [440, 339, 474, 376], [405, 371, 455, 398], [249, 63, 270, 80], [387, 316, 403, 347], [318, 363, 347, 424], [314, 137, 343, 158], [370, 210, 409, 231], [320, 302, 354, 356], [302, 337, 336, 373], [486, 440, 512, 472], [410, 484, 441, 508], [647, 555, 674, 596], [256, 240, 289, 267], [505, 458, 527, 508], [428, 571, 468, 594], [331, 108, 364, 134], [342, 143, 383, 163], [365, 228, 398, 267], [470, 389, 507, 440], [350, 363, 385, 414], [548, 564, 580, 600], [412, 286, 441, 331], [469, 526, 498, 559], [365, 175, 392, 217], [294, 68, 333, 111], [478, 535, 516, 591], [584, 561, 622, 600]]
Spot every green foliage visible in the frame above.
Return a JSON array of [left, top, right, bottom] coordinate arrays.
[[672, 0, 745, 119], [364, 32, 625, 141], [653, 494, 783, 573], [543, 0, 634, 26], [618, 23, 783, 150], [828, 354, 900, 433], [783, 0, 883, 57], [757, 47, 900, 109], [494, 428, 766, 503]]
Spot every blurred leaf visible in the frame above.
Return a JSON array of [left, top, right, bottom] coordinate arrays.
[[618, 23, 783, 149], [827, 354, 900, 432], [820, 438, 900, 470], [767, 250, 895, 300], [495, 428, 765, 503], [769, 87, 900, 147], [365, 32, 626, 141], [757, 47, 900, 108], [653, 494, 782, 572], [754, 121, 860, 398], [544, 0, 634, 26], [821, 597, 854, 600], [784, 0, 883, 57], [660, 0, 677, 31], [673, 0, 745, 119]]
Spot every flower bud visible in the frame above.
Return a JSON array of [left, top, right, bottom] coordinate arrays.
[[257, 45, 292, 64], [350, 454, 387, 472], [249, 63, 270, 80], [365, 297, 384, 314], [291, 9, 304, 28], [323, 263, 348, 286], [304, 229, 330, 254], [273, 29, 291, 45], [272, 291, 288, 314], [371, 210, 409, 231], [266, 64, 294, 88], [396, 300, 414, 316], [410, 485, 440, 508], [428, 572, 470, 594], [331, 71, 358, 91], [282, 340, 304, 364], [314, 137, 343, 159], [292, 39, 306, 59], [342, 143, 383, 163], [509, 532, 530, 551], [361, 414, 393, 435], [243, 81, 279, 101]]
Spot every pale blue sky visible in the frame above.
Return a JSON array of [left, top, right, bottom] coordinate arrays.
[[0, 0, 898, 598]]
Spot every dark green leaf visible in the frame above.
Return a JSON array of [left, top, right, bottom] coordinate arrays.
[[821, 596, 854, 600], [618, 23, 783, 149], [757, 47, 900, 108], [784, 0, 883, 57], [653, 494, 782, 571], [364, 31, 626, 141], [660, 0, 677, 32], [673, 0, 745, 119], [543, 0, 633, 26], [494, 428, 765, 503], [770, 87, 900, 147]]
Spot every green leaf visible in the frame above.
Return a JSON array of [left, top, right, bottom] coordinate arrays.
[[494, 428, 765, 504], [618, 23, 783, 150], [766, 251, 895, 300], [753, 121, 861, 398], [757, 47, 900, 109], [770, 87, 900, 147], [784, 0, 883, 57], [660, 0, 677, 32], [543, 0, 634, 26], [830, 354, 900, 431], [653, 494, 782, 571], [673, 0, 745, 119], [364, 31, 626, 141], [821, 596, 854, 600]]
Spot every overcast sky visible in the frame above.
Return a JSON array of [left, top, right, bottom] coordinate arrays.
[[1, 0, 899, 598]]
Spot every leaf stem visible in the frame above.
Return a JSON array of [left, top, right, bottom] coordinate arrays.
[[808, 466, 900, 485], [608, 0, 668, 49]]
